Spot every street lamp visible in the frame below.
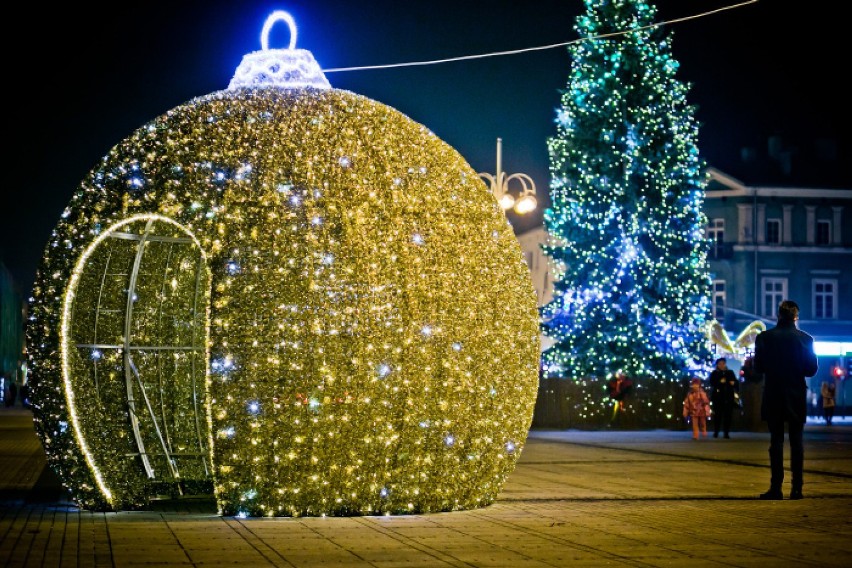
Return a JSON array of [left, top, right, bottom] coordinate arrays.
[[478, 138, 538, 215]]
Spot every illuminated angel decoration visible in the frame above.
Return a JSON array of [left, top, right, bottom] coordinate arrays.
[[704, 319, 766, 358]]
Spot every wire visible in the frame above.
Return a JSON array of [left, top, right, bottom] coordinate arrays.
[[323, 0, 757, 73]]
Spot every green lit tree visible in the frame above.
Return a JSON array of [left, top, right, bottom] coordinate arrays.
[[541, 0, 712, 384]]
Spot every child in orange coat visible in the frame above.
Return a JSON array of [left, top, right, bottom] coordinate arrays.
[[683, 378, 711, 440]]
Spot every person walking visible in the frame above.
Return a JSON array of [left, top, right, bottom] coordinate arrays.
[[607, 372, 633, 427], [7, 381, 17, 407], [708, 357, 739, 438], [4, 377, 17, 408], [820, 380, 836, 426], [683, 378, 711, 440], [753, 300, 819, 500]]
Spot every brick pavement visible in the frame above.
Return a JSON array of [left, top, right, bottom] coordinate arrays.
[[2, 405, 852, 567]]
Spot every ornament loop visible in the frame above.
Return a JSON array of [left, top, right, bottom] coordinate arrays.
[[229, 10, 329, 90], [261, 10, 297, 50]]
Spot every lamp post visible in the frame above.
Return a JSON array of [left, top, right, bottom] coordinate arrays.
[[478, 138, 538, 215]]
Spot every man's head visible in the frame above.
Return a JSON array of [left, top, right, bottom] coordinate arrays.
[[778, 300, 799, 322], [715, 357, 727, 369]]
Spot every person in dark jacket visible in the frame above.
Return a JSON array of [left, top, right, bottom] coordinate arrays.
[[708, 357, 739, 438], [753, 300, 818, 500]]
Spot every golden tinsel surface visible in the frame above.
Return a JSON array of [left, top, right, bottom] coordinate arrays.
[[27, 87, 540, 516]]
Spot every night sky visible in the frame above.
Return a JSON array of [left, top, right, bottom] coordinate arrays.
[[3, 0, 847, 295]]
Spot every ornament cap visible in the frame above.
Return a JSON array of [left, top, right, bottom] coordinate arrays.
[[228, 10, 331, 90]]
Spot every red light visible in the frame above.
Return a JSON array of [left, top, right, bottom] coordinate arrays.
[[834, 366, 846, 378]]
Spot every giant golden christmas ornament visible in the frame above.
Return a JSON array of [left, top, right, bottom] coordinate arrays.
[[26, 11, 540, 516]]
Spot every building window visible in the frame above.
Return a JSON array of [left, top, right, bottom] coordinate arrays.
[[712, 280, 726, 319], [762, 278, 787, 318], [707, 218, 725, 257], [816, 220, 831, 245], [813, 279, 837, 319], [707, 218, 724, 246], [766, 219, 781, 244]]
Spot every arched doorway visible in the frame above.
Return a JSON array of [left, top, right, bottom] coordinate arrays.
[[63, 215, 211, 503]]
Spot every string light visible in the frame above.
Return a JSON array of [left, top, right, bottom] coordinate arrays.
[[540, 0, 713, 425], [26, 10, 540, 515]]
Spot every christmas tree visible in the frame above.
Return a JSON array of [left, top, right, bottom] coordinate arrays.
[[541, 0, 712, 384]]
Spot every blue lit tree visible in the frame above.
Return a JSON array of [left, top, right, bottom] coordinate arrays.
[[541, 0, 712, 385]]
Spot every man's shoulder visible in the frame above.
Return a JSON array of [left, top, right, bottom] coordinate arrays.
[[757, 327, 777, 339], [795, 329, 815, 342], [759, 325, 812, 340]]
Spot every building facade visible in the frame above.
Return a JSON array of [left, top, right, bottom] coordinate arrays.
[[0, 260, 26, 405], [703, 168, 851, 338], [703, 168, 852, 415], [516, 226, 555, 309], [518, 168, 852, 419]]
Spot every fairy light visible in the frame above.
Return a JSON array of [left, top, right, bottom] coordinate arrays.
[[540, 0, 712, 425], [59, 214, 208, 506], [260, 11, 297, 50], [228, 9, 330, 90], [26, 11, 540, 515]]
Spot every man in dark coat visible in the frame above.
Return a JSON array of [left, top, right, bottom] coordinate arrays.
[[753, 300, 818, 500], [708, 357, 739, 438]]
